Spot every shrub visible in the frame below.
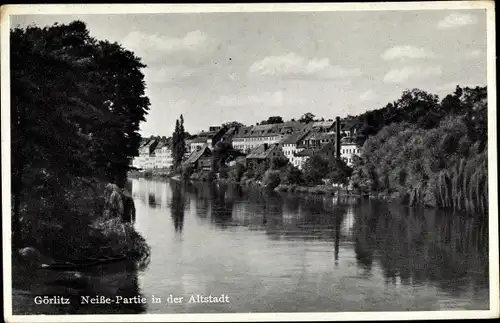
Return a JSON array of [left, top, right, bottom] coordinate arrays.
[[263, 170, 281, 190], [302, 155, 329, 185], [270, 157, 289, 170], [280, 164, 304, 185], [228, 163, 245, 182], [219, 166, 229, 179], [254, 162, 268, 180]]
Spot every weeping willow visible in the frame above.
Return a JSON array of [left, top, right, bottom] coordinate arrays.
[[433, 149, 488, 216]]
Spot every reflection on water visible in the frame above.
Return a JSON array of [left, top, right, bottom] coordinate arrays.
[[12, 178, 489, 314], [170, 181, 185, 233]]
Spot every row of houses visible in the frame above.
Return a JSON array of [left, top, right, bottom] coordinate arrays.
[[132, 117, 363, 172], [132, 137, 175, 170]]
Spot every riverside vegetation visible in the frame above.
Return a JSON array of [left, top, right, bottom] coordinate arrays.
[[176, 86, 487, 216], [11, 21, 151, 266]]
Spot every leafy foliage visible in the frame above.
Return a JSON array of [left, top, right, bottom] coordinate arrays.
[[302, 155, 330, 185], [172, 115, 186, 168], [350, 86, 487, 215], [259, 116, 284, 125], [298, 112, 316, 124], [11, 21, 150, 254]]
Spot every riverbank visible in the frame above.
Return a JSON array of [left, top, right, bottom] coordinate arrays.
[[130, 170, 364, 197], [128, 169, 173, 180], [13, 179, 150, 270]]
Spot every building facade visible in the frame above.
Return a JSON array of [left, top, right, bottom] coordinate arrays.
[[340, 137, 361, 166], [245, 143, 286, 170], [233, 122, 305, 153], [154, 139, 173, 169]]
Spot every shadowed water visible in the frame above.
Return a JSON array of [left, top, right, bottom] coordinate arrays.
[[12, 178, 489, 314]]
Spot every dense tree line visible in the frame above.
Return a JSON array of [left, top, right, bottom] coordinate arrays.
[[351, 87, 487, 147], [11, 21, 150, 254], [350, 86, 488, 215]]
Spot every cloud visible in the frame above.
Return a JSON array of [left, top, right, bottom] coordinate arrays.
[[249, 53, 362, 79], [122, 30, 209, 62], [359, 90, 378, 101], [144, 65, 197, 84], [381, 45, 434, 61], [437, 13, 477, 29], [216, 91, 284, 107], [383, 66, 442, 83]]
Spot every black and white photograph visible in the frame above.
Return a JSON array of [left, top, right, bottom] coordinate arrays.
[[1, 2, 498, 322]]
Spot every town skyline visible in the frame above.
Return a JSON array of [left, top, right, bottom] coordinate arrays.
[[12, 9, 487, 136]]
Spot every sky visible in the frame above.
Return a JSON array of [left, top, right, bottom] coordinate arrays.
[[11, 9, 488, 136]]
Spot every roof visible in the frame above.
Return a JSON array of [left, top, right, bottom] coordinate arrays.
[[234, 122, 309, 139], [200, 130, 217, 136], [295, 141, 336, 157], [185, 144, 211, 164], [223, 127, 236, 137], [148, 140, 159, 155], [281, 121, 304, 128], [252, 124, 275, 131], [312, 120, 335, 128], [246, 144, 279, 159], [154, 139, 170, 150], [139, 138, 152, 148], [191, 136, 208, 144], [280, 131, 310, 145], [302, 131, 335, 141], [295, 148, 319, 157]]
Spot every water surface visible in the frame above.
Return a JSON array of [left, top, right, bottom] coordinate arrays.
[[12, 178, 489, 314]]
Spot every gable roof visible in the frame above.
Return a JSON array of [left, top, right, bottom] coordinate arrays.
[[148, 140, 159, 154], [154, 139, 170, 150], [247, 144, 281, 160], [281, 130, 310, 145], [302, 131, 335, 141], [191, 136, 209, 144], [185, 143, 211, 164]]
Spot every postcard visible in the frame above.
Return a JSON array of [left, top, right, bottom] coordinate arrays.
[[1, 2, 498, 322]]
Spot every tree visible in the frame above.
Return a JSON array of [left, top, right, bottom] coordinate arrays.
[[10, 21, 150, 245], [280, 164, 304, 185], [228, 163, 246, 182], [299, 112, 316, 124], [302, 155, 329, 185], [222, 121, 245, 129], [270, 157, 289, 170], [171, 115, 186, 168], [260, 116, 284, 125], [327, 159, 353, 186]]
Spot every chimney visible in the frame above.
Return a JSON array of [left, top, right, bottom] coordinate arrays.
[[335, 116, 341, 160]]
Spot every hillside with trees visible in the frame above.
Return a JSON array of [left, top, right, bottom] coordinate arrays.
[[350, 86, 487, 216]]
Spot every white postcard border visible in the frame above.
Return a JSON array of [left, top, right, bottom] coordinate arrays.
[[1, 2, 498, 322]]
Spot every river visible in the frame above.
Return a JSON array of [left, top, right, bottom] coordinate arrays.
[[12, 178, 489, 314]]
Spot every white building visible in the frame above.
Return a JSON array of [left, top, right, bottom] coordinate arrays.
[[132, 139, 156, 169], [233, 122, 305, 153], [281, 131, 309, 169], [154, 139, 173, 169], [340, 137, 361, 166]]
